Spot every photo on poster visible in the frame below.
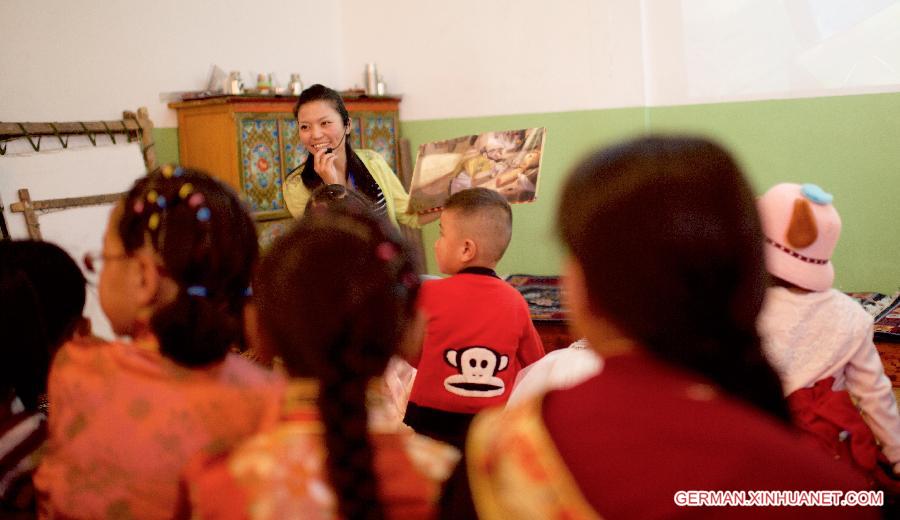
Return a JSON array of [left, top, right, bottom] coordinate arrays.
[[408, 127, 546, 215]]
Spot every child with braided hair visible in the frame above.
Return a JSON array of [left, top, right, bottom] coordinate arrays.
[[185, 207, 458, 520], [304, 183, 418, 426], [34, 166, 283, 519]]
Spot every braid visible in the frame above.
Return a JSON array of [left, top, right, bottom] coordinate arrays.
[[318, 232, 414, 520], [255, 207, 420, 518], [319, 323, 385, 520]]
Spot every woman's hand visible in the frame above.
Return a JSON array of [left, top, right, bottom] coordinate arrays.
[[312, 146, 343, 186]]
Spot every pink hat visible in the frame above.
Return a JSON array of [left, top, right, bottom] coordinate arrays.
[[757, 183, 841, 292]]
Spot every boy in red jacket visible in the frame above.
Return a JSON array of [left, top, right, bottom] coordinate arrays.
[[404, 188, 544, 448]]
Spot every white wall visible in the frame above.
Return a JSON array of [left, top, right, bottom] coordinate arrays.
[[340, 0, 646, 121], [339, 0, 900, 120], [0, 0, 344, 128], [642, 0, 900, 106], [5, 1, 898, 126]]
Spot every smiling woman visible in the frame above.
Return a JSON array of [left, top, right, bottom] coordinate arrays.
[[282, 84, 420, 229]]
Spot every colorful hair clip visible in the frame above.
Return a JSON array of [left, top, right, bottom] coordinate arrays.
[[186, 285, 208, 297], [146, 190, 158, 203], [161, 165, 175, 178], [188, 193, 205, 208], [148, 213, 160, 231], [401, 272, 419, 289], [178, 183, 194, 199], [156, 195, 167, 209], [172, 166, 185, 178], [196, 207, 211, 222], [375, 242, 398, 261], [133, 200, 145, 214], [243, 286, 253, 297]]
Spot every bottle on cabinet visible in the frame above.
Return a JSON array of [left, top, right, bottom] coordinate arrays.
[[257, 73, 271, 94], [227, 71, 244, 95], [364, 63, 378, 95], [288, 74, 304, 96]]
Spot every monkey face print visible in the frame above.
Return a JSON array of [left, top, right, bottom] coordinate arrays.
[[443, 346, 509, 398]]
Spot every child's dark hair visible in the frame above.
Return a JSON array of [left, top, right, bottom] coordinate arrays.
[[444, 187, 513, 261], [304, 183, 375, 216], [118, 165, 257, 367], [254, 208, 420, 520], [0, 240, 86, 410], [293, 84, 385, 213], [558, 135, 790, 422]]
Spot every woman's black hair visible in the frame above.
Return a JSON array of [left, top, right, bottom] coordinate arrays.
[[254, 207, 420, 520], [293, 84, 385, 210], [0, 240, 86, 410], [558, 135, 790, 422], [117, 166, 258, 367]]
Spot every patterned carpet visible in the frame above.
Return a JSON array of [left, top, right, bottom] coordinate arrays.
[[508, 279, 900, 392], [846, 292, 900, 341], [505, 274, 565, 321], [874, 305, 900, 342]]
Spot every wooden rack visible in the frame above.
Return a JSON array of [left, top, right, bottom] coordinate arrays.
[[1, 107, 157, 240], [10, 189, 125, 240], [0, 108, 157, 171]]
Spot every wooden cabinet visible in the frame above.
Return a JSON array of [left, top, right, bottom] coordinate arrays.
[[169, 95, 401, 247]]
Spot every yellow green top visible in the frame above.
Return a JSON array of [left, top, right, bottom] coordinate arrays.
[[282, 149, 419, 229]]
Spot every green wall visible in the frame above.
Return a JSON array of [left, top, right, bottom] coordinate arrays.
[[401, 92, 900, 292], [152, 128, 180, 166], [402, 107, 648, 279], [649, 92, 900, 293]]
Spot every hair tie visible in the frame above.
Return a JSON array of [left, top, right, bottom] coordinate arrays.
[[186, 285, 208, 297]]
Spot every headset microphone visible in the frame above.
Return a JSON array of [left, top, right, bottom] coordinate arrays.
[[287, 131, 350, 176], [325, 131, 348, 155]]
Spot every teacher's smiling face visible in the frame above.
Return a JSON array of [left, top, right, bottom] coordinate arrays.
[[297, 99, 350, 158]]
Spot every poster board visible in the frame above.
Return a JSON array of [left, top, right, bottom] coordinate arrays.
[[408, 127, 546, 215]]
